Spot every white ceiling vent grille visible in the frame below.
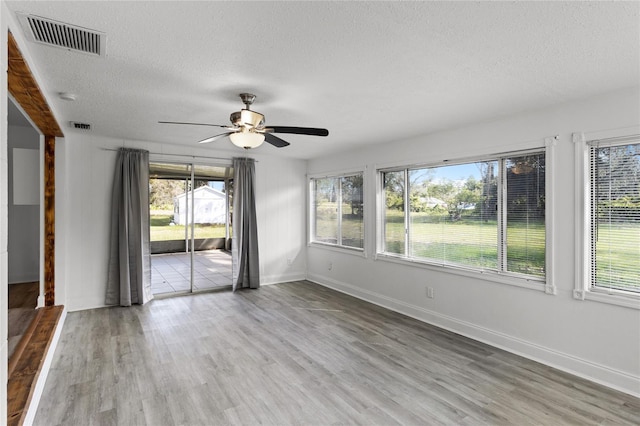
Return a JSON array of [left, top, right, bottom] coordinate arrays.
[[17, 13, 105, 57], [70, 121, 92, 131]]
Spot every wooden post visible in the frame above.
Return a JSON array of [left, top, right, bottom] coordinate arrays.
[[44, 136, 55, 306]]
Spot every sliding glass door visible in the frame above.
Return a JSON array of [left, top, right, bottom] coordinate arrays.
[[149, 161, 233, 296]]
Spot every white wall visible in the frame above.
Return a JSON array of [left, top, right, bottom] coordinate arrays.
[[59, 134, 308, 311], [307, 88, 640, 397], [7, 124, 40, 284], [0, 2, 9, 419], [254, 154, 308, 284]]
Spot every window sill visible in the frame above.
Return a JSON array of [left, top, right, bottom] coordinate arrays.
[[375, 252, 548, 292], [574, 288, 640, 310], [308, 242, 367, 258]]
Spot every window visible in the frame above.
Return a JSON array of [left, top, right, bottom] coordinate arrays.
[[311, 173, 364, 249], [380, 151, 546, 282], [588, 140, 640, 294]]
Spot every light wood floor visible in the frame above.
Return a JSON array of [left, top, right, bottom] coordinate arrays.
[[34, 281, 639, 425]]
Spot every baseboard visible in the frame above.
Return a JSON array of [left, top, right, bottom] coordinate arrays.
[[23, 307, 66, 426], [8, 276, 39, 285], [307, 273, 640, 398], [260, 272, 306, 286]]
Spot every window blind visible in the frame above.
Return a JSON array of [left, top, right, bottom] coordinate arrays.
[[340, 175, 364, 248], [383, 170, 406, 255], [504, 153, 546, 278], [311, 173, 364, 248], [407, 162, 498, 270], [380, 150, 546, 281], [589, 142, 640, 293], [313, 177, 338, 244]]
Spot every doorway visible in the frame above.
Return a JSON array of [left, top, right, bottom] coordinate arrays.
[[6, 99, 41, 358], [149, 161, 233, 296]]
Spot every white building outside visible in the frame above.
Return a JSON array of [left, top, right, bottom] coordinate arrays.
[[174, 186, 226, 225]]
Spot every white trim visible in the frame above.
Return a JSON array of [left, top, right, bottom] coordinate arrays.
[[375, 252, 546, 292], [573, 132, 588, 301], [308, 242, 366, 257], [259, 272, 307, 286], [498, 158, 506, 271], [585, 289, 640, 309], [377, 146, 547, 173], [2, 14, 11, 421], [24, 308, 67, 426], [543, 136, 558, 295], [587, 134, 640, 148], [573, 131, 640, 309], [308, 169, 365, 250], [148, 153, 233, 167], [307, 274, 640, 398], [583, 125, 640, 142], [307, 166, 365, 180], [38, 134, 46, 309], [375, 144, 550, 288], [7, 274, 40, 285], [373, 136, 552, 172]]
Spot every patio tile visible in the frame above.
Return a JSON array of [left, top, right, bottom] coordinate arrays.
[[151, 249, 232, 296]]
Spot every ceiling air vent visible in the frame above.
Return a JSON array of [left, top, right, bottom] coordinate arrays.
[[17, 13, 105, 57], [70, 121, 91, 131]]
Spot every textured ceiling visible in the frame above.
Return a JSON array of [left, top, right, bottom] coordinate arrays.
[[5, 1, 640, 160]]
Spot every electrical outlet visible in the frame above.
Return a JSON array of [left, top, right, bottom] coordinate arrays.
[[426, 287, 435, 299], [328, 262, 333, 271], [287, 258, 293, 266]]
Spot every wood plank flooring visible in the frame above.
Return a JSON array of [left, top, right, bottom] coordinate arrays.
[[8, 305, 64, 426], [34, 281, 639, 425]]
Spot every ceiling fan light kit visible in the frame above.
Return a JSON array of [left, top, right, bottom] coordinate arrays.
[[160, 93, 329, 149], [230, 130, 265, 149]]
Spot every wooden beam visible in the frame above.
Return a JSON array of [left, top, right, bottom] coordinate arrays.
[[7, 32, 63, 137]]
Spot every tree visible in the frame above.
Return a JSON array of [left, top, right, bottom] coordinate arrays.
[[384, 171, 405, 211], [342, 175, 363, 216], [506, 154, 545, 220], [150, 179, 186, 209], [315, 178, 337, 203], [480, 162, 498, 221], [593, 144, 640, 222]]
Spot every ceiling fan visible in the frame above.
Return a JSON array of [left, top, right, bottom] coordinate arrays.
[[159, 93, 329, 149]]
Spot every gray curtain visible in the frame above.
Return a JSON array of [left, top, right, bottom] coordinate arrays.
[[232, 157, 260, 291], [106, 148, 153, 306]]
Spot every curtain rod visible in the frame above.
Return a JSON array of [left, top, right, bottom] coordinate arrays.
[[99, 147, 253, 162]]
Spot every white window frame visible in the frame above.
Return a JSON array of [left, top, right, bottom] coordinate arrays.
[[309, 169, 365, 254], [573, 131, 640, 309], [376, 138, 557, 294]]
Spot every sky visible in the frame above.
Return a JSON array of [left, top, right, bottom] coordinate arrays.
[[208, 181, 225, 191], [412, 161, 496, 185]]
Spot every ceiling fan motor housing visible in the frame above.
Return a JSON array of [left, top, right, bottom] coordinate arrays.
[[160, 92, 327, 148], [230, 109, 265, 129]]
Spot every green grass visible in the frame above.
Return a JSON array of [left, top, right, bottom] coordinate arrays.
[[367, 209, 546, 276], [150, 214, 226, 241], [315, 203, 363, 248], [317, 208, 639, 289], [595, 223, 640, 291]]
